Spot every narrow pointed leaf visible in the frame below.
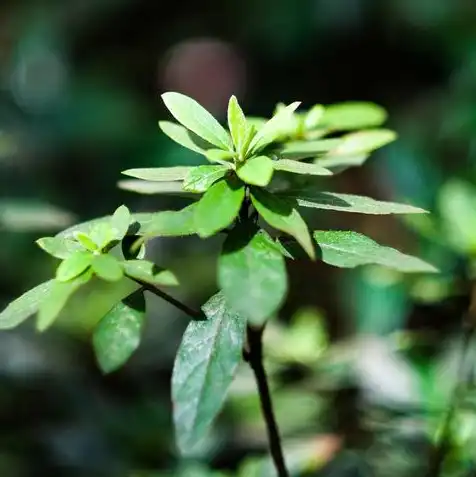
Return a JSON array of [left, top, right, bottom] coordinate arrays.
[[194, 178, 245, 238], [111, 205, 131, 240], [219, 227, 287, 325], [331, 129, 396, 155], [316, 154, 369, 174], [279, 139, 341, 159], [122, 167, 192, 182], [313, 230, 438, 273], [123, 260, 179, 287], [56, 251, 94, 282], [236, 156, 274, 186], [280, 190, 427, 215], [92, 254, 124, 282], [249, 102, 301, 154], [37, 272, 92, 331], [250, 188, 315, 259], [172, 292, 246, 453], [75, 232, 98, 251], [321, 102, 388, 130], [204, 149, 235, 164], [304, 104, 325, 130], [159, 121, 211, 154], [0, 280, 54, 329], [183, 165, 229, 193], [36, 236, 84, 259], [118, 180, 192, 195], [162, 92, 232, 150], [139, 203, 198, 237], [93, 290, 146, 373], [227, 96, 248, 153], [273, 159, 332, 176]]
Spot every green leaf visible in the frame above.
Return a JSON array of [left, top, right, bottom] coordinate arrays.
[[121, 167, 193, 182], [159, 121, 210, 154], [236, 156, 274, 186], [280, 190, 427, 214], [123, 260, 179, 287], [304, 104, 325, 130], [273, 159, 332, 176], [315, 154, 369, 174], [93, 290, 146, 373], [219, 227, 287, 325], [250, 188, 315, 259], [36, 236, 84, 259], [183, 165, 229, 193], [75, 232, 98, 251], [118, 180, 191, 195], [0, 280, 54, 330], [92, 254, 124, 282], [89, 222, 116, 250], [204, 149, 236, 164], [249, 102, 301, 154], [279, 139, 341, 159], [111, 205, 131, 240], [194, 178, 245, 238], [162, 92, 232, 150], [313, 231, 438, 273], [139, 203, 197, 237], [121, 235, 146, 260], [172, 291, 246, 453], [227, 95, 248, 153], [331, 129, 397, 155], [56, 251, 94, 282], [37, 272, 92, 331], [321, 102, 388, 130]]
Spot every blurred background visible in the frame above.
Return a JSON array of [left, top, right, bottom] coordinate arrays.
[[2, 0, 476, 476]]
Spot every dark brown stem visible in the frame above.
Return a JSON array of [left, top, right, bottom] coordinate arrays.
[[245, 325, 290, 477]]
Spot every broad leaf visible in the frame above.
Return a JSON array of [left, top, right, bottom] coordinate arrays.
[[162, 92, 232, 150], [159, 121, 210, 154], [279, 139, 341, 159], [0, 280, 54, 330], [92, 254, 124, 282], [123, 260, 179, 287], [227, 95, 248, 154], [321, 102, 387, 130], [304, 104, 325, 130], [172, 292, 246, 453], [249, 102, 301, 154], [89, 222, 115, 250], [111, 205, 131, 240], [280, 190, 427, 215], [331, 129, 396, 155], [122, 167, 192, 182], [183, 165, 229, 193], [37, 272, 92, 331], [194, 178, 245, 238], [316, 154, 369, 174], [118, 180, 191, 195], [219, 227, 287, 325], [93, 290, 146, 373], [204, 149, 235, 164], [139, 203, 198, 237], [236, 156, 274, 186], [36, 236, 83, 259], [56, 251, 94, 282], [75, 232, 98, 251], [313, 230, 438, 273], [273, 159, 332, 176], [250, 188, 315, 259]]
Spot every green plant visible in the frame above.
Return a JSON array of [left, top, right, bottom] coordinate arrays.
[[0, 92, 437, 476]]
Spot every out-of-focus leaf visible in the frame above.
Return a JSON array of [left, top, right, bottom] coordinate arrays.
[[236, 156, 274, 186], [331, 129, 397, 155], [123, 260, 179, 287], [304, 104, 325, 130], [316, 154, 369, 173], [273, 159, 332, 176], [321, 102, 388, 130], [121, 167, 192, 182], [118, 180, 191, 195], [183, 165, 229, 193], [279, 139, 341, 159], [111, 205, 131, 240]]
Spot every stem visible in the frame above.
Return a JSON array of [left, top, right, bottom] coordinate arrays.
[[245, 325, 290, 477]]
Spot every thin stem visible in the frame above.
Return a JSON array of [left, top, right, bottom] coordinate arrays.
[[245, 325, 290, 477], [132, 279, 204, 321]]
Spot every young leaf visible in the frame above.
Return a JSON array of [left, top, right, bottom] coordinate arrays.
[[159, 121, 210, 154], [172, 291, 246, 453], [273, 159, 332, 176], [0, 280, 54, 330], [37, 272, 92, 331], [204, 149, 235, 164], [89, 222, 115, 250], [316, 154, 369, 174], [183, 165, 229, 193], [111, 205, 131, 240], [313, 230, 438, 273], [227, 95, 248, 153], [279, 139, 341, 159], [139, 203, 197, 237], [331, 129, 396, 155], [56, 251, 94, 282], [75, 232, 98, 251], [194, 178, 245, 238], [321, 102, 387, 130], [236, 156, 274, 187], [304, 104, 325, 130], [279, 190, 427, 215], [249, 102, 301, 154], [93, 290, 146, 373], [250, 188, 315, 259], [92, 254, 124, 282], [121, 167, 193, 182], [118, 180, 191, 195], [162, 92, 232, 151], [219, 227, 287, 325], [36, 237, 84, 259], [123, 260, 179, 287]]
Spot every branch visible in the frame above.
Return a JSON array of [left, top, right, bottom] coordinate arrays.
[[245, 325, 290, 477]]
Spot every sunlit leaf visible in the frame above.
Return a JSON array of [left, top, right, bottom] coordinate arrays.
[[279, 139, 341, 159], [75, 232, 98, 251], [56, 251, 94, 282], [139, 203, 198, 237], [162, 92, 232, 150], [172, 292, 246, 453], [273, 159, 332, 176], [121, 167, 193, 182], [315, 154, 369, 174], [93, 290, 146, 373], [331, 129, 397, 155], [204, 149, 236, 164], [118, 180, 191, 195], [321, 102, 388, 130], [304, 104, 325, 130], [36, 236, 84, 259], [111, 205, 131, 240], [183, 165, 229, 193], [123, 260, 179, 287], [159, 121, 210, 154], [236, 156, 274, 186], [227, 95, 248, 154], [92, 254, 124, 282]]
